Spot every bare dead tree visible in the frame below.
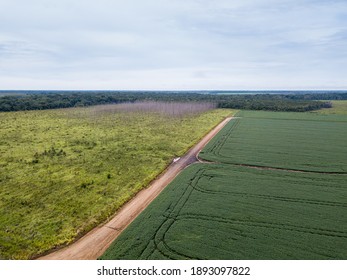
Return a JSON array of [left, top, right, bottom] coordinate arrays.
[[89, 101, 217, 118]]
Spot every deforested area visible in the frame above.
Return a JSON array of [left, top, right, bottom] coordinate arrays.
[[89, 101, 217, 117], [0, 101, 232, 259]]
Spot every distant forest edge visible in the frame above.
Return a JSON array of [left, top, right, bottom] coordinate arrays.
[[0, 91, 346, 112]]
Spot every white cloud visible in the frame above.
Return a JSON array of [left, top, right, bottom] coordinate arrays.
[[0, 0, 346, 89]]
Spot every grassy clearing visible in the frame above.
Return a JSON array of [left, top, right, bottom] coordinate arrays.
[[200, 111, 347, 172], [100, 164, 347, 260], [0, 103, 233, 259], [101, 110, 347, 260], [313, 100, 347, 115]]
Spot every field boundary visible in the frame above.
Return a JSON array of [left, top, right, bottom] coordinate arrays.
[[196, 161, 347, 175], [230, 163, 347, 175]]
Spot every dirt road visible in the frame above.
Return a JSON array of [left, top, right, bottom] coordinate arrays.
[[39, 117, 233, 260]]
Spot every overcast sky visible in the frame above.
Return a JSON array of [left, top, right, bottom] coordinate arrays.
[[0, 0, 346, 90]]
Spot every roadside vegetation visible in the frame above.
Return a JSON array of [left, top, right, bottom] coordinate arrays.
[[101, 109, 347, 260], [0, 102, 233, 259]]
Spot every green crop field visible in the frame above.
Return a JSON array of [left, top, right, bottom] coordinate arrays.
[[101, 164, 347, 260], [0, 103, 233, 259], [200, 111, 347, 172], [101, 110, 347, 260]]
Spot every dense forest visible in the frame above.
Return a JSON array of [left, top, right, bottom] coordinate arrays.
[[0, 90, 345, 112]]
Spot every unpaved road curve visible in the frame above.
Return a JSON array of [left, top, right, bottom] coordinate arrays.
[[38, 117, 233, 260]]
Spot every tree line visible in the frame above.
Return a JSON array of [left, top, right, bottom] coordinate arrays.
[[0, 90, 344, 112]]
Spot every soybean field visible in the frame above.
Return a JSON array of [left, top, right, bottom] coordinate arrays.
[[101, 110, 347, 260], [200, 111, 347, 173]]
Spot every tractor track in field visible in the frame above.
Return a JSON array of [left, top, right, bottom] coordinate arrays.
[[37, 116, 234, 260], [224, 163, 347, 175]]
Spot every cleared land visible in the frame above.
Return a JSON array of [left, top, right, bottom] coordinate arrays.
[[39, 116, 233, 260], [313, 100, 347, 115], [0, 102, 233, 259], [101, 110, 347, 260]]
